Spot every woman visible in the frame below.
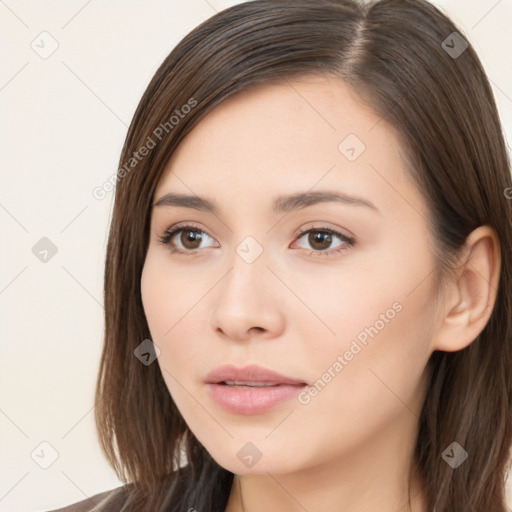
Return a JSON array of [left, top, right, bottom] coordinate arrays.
[[49, 0, 512, 511]]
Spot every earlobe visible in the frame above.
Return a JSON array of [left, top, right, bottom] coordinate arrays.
[[432, 225, 501, 353]]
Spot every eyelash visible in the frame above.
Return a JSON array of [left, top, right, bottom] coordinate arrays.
[[157, 222, 355, 257]]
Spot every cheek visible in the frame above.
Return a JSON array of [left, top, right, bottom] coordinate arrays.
[[288, 236, 436, 363], [141, 253, 193, 339], [285, 299, 433, 474], [140, 253, 209, 377], [299, 254, 437, 435], [141, 256, 202, 424]]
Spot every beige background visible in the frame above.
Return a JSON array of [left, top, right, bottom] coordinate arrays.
[[1, 0, 511, 510]]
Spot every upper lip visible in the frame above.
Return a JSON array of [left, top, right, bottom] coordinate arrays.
[[205, 364, 307, 385]]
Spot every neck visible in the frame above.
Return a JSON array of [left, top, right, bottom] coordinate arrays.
[[224, 412, 428, 512]]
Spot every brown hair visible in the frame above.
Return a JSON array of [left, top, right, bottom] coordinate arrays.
[[95, 0, 512, 510]]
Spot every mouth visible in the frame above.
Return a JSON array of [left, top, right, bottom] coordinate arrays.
[[204, 363, 307, 387], [219, 380, 296, 388], [204, 365, 308, 415]]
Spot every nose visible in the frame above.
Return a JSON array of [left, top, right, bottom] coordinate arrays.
[[210, 247, 285, 342]]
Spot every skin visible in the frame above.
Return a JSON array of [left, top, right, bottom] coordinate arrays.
[[140, 75, 500, 512]]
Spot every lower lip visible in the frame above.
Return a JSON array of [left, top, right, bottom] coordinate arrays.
[[207, 382, 307, 415]]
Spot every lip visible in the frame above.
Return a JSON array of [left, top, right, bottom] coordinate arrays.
[[205, 364, 307, 415], [205, 363, 306, 386]]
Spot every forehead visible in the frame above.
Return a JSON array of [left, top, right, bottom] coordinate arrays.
[[155, 75, 424, 220]]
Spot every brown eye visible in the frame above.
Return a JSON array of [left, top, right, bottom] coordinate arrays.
[[178, 229, 203, 250], [158, 224, 217, 254], [307, 231, 333, 251], [293, 227, 355, 257], [158, 224, 354, 257]]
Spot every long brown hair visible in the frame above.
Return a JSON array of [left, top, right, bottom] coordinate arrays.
[[94, 1, 512, 510]]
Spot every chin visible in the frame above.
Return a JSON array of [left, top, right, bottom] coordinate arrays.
[[209, 446, 306, 476]]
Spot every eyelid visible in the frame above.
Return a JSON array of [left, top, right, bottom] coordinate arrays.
[[292, 223, 355, 242]]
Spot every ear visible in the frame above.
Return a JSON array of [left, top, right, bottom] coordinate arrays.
[[432, 225, 501, 352]]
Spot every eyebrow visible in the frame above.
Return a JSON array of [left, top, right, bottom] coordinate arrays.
[[153, 190, 379, 215]]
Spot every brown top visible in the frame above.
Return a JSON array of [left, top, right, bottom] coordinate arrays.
[[46, 484, 130, 512]]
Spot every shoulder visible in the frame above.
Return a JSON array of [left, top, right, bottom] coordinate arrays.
[[45, 465, 195, 512], [45, 483, 130, 512]]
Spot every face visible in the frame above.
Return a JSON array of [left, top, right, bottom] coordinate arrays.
[[141, 75, 441, 476]]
